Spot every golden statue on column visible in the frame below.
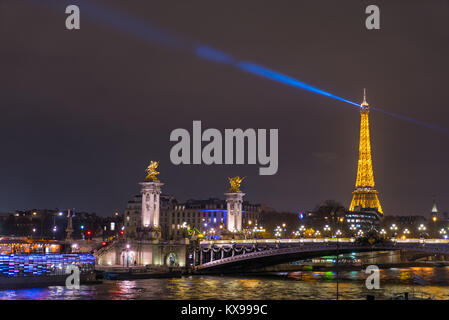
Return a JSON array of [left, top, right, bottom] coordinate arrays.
[[145, 161, 160, 181], [228, 176, 245, 192]]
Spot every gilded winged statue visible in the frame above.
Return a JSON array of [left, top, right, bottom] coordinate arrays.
[[145, 161, 160, 181], [228, 176, 245, 192]]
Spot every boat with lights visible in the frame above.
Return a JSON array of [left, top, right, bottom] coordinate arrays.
[[0, 238, 97, 289]]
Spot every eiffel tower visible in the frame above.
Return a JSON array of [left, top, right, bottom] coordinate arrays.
[[349, 89, 383, 214]]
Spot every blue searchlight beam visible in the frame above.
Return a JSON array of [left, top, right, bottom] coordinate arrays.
[[33, 0, 448, 135]]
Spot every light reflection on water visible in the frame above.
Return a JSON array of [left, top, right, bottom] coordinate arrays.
[[1, 267, 449, 300]]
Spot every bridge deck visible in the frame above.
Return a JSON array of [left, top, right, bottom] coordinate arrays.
[[195, 238, 449, 272]]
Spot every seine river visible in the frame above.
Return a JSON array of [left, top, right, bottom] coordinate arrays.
[[1, 267, 449, 300]]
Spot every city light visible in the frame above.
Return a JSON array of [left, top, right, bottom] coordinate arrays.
[[390, 224, 398, 238], [418, 224, 427, 231], [400, 228, 410, 240], [274, 226, 283, 238]]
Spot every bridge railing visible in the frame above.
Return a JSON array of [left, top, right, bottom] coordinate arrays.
[[200, 238, 357, 245], [200, 238, 449, 246]]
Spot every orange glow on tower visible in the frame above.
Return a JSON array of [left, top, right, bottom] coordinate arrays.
[[349, 89, 383, 214]]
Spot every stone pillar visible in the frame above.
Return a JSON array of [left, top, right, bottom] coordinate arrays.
[[139, 180, 163, 240], [154, 193, 160, 227], [65, 210, 74, 242], [225, 191, 245, 232]]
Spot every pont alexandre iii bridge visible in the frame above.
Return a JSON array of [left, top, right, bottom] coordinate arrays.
[[193, 238, 449, 273]]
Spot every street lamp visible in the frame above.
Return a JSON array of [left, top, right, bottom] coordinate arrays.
[[275, 226, 282, 239], [254, 226, 265, 239], [296, 225, 306, 238], [323, 224, 331, 237], [439, 228, 447, 239], [390, 224, 398, 238], [401, 228, 410, 240], [418, 224, 427, 239], [281, 223, 287, 238], [349, 224, 357, 237]]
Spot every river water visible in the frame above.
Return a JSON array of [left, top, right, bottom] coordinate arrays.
[[1, 267, 449, 300]]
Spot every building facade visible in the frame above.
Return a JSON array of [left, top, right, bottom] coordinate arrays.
[[124, 195, 264, 240]]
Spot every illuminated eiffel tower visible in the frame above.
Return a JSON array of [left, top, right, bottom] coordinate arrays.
[[349, 89, 383, 214]]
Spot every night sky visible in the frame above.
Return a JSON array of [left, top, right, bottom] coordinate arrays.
[[1, 0, 448, 216]]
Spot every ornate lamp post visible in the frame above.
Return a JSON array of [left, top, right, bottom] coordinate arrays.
[[323, 224, 331, 238], [402, 228, 410, 240], [274, 226, 282, 239], [418, 224, 427, 239], [349, 224, 357, 238], [390, 224, 398, 239]]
